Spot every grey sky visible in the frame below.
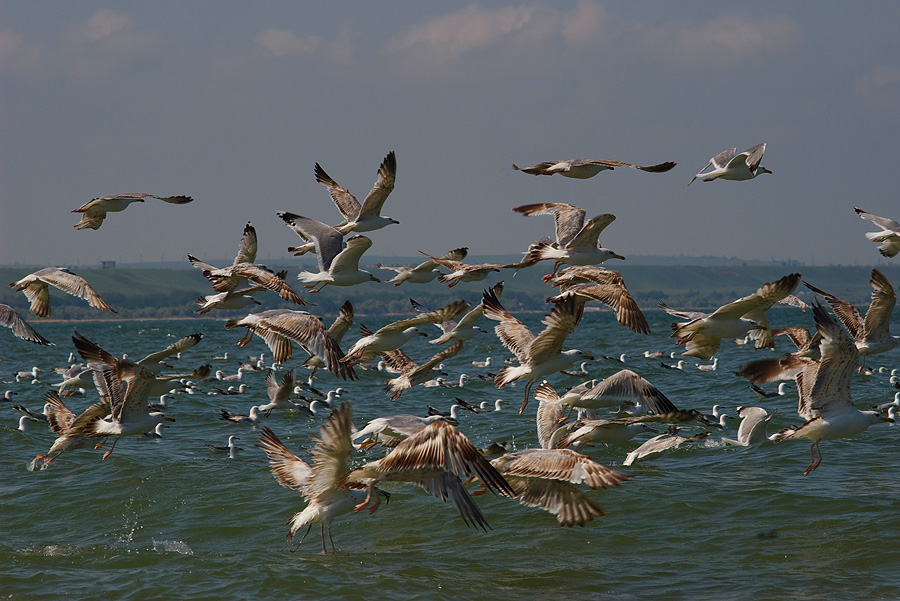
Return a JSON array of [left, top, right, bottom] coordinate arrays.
[[1, 1, 898, 268]]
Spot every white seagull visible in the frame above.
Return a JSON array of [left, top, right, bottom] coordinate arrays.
[[481, 287, 593, 414], [512, 158, 676, 179], [770, 302, 894, 475], [722, 406, 777, 447], [854, 207, 900, 258], [9, 267, 117, 318], [513, 203, 624, 281], [257, 369, 296, 417], [668, 273, 801, 360], [71, 193, 193, 230], [315, 150, 398, 235], [277, 212, 380, 292], [688, 143, 771, 185]]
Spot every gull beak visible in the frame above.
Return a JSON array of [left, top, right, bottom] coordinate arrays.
[[613, 253, 626, 261]]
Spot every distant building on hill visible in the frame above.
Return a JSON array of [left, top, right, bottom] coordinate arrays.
[[101, 260, 116, 269]]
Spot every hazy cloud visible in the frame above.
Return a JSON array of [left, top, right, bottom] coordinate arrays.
[[0, 29, 47, 74], [636, 15, 796, 69], [857, 66, 900, 109], [61, 10, 160, 78], [255, 28, 321, 57]]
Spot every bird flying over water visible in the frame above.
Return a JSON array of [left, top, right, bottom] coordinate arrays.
[[688, 143, 771, 185], [512, 158, 675, 179], [9, 267, 117, 318]]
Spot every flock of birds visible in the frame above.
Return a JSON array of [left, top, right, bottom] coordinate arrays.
[[3, 144, 900, 554]]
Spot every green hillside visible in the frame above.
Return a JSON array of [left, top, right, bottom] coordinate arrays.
[[2, 263, 897, 321]]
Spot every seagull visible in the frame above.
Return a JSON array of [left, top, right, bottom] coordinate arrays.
[[30, 390, 112, 468], [257, 369, 296, 417], [71, 193, 193, 230], [622, 428, 711, 466], [722, 407, 777, 446], [218, 405, 263, 424], [9, 267, 117, 318], [190, 222, 304, 305], [194, 288, 263, 315], [513, 203, 624, 281], [377, 247, 468, 287], [277, 212, 380, 292], [545, 369, 679, 422], [554, 415, 675, 451], [854, 207, 900, 258], [481, 287, 593, 414], [480, 448, 631, 527], [804, 269, 899, 368], [512, 158, 676, 178], [341, 300, 468, 366], [687, 144, 771, 185], [770, 302, 894, 475], [0, 304, 52, 345], [416, 252, 507, 288], [341, 417, 515, 530], [315, 150, 398, 235], [546, 281, 649, 335], [206, 435, 241, 459], [72, 331, 175, 460], [255, 407, 391, 554], [410, 281, 503, 345], [224, 309, 356, 380], [302, 301, 354, 373], [380, 341, 464, 401], [352, 413, 457, 451], [667, 273, 801, 360], [736, 326, 823, 384]]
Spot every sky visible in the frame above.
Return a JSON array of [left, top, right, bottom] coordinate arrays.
[[1, 1, 899, 268]]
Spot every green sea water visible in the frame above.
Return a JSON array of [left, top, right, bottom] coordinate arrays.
[[2, 309, 899, 600]]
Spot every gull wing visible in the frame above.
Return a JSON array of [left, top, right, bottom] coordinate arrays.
[[806, 303, 859, 415], [513, 203, 586, 247], [34, 267, 116, 315], [855, 207, 900, 232], [580, 369, 677, 414], [566, 213, 617, 252], [329, 234, 373, 273], [256, 426, 312, 491], [233, 222, 258, 265], [139, 333, 203, 367], [863, 269, 896, 342], [315, 163, 360, 222], [740, 143, 767, 171], [0, 303, 51, 344], [481, 287, 535, 363], [305, 404, 356, 500], [356, 151, 396, 219], [804, 281, 864, 340], [527, 294, 583, 365]]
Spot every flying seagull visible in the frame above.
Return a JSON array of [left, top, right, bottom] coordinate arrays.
[[71, 193, 193, 230], [9, 267, 117, 318], [688, 143, 771, 185], [512, 158, 675, 179], [854, 207, 900, 258]]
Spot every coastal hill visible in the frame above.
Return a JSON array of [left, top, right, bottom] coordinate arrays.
[[1, 257, 897, 320]]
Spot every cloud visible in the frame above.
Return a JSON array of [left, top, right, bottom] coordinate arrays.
[[255, 28, 321, 57], [857, 66, 900, 109], [0, 29, 47, 74], [636, 15, 797, 69], [61, 10, 160, 78]]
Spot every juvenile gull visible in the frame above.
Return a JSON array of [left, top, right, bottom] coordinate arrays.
[[31, 390, 111, 468], [687, 143, 771, 185], [854, 207, 900, 258], [352, 413, 457, 451], [342, 300, 468, 366], [480, 448, 631, 527], [10, 267, 116, 318], [224, 309, 356, 380], [71, 193, 192, 230], [622, 428, 711, 466], [380, 341, 464, 401], [804, 268, 899, 368], [512, 158, 675, 178], [481, 288, 592, 414], [341, 418, 515, 529], [0, 303, 52, 345], [302, 301, 354, 373], [256, 406, 391, 553], [417, 253, 507, 288], [378, 247, 468, 287], [410, 281, 503, 345]]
